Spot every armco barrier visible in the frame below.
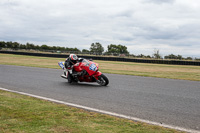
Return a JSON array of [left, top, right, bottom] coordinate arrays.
[[0, 50, 200, 66]]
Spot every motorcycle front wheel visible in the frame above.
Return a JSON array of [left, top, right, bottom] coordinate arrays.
[[67, 72, 73, 83], [97, 74, 109, 86]]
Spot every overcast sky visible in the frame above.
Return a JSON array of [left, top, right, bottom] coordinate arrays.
[[0, 0, 200, 57]]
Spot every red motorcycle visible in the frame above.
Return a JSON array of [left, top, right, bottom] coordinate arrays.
[[58, 58, 109, 86]]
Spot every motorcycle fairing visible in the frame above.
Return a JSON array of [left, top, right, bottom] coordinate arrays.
[[93, 71, 102, 80]]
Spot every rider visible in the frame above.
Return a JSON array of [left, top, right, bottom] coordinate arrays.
[[64, 54, 78, 76]]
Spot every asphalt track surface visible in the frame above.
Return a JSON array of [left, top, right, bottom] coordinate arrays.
[[0, 65, 200, 131]]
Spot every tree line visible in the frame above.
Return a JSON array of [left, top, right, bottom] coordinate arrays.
[[0, 41, 81, 52], [0, 41, 199, 60], [0, 41, 129, 55]]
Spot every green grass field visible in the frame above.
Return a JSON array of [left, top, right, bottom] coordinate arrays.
[[0, 90, 182, 133], [0, 53, 200, 81]]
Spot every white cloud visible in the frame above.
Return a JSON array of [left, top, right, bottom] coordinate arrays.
[[0, 0, 200, 57]]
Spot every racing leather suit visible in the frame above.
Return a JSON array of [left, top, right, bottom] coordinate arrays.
[[64, 57, 76, 70]]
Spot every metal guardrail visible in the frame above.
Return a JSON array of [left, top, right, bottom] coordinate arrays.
[[0, 50, 200, 66]]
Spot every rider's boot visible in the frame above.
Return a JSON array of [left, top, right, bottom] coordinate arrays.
[[61, 68, 67, 79]]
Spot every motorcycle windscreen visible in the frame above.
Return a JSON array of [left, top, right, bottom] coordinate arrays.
[[58, 62, 65, 70]]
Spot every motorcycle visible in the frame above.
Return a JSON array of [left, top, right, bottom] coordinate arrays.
[[58, 58, 109, 86]]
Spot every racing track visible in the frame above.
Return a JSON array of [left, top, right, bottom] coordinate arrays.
[[0, 65, 200, 132]]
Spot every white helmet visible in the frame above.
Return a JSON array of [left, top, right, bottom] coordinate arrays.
[[69, 54, 78, 61]]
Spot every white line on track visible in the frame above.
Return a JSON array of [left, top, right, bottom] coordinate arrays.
[[0, 87, 199, 133]]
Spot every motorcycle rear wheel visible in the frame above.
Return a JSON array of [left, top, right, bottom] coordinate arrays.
[[97, 74, 109, 86]]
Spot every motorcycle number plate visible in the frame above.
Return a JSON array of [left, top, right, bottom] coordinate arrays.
[[89, 64, 97, 71]]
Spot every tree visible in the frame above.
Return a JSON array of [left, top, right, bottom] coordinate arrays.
[[41, 44, 49, 50], [107, 44, 129, 55], [35, 45, 40, 50], [164, 54, 183, 60], [65, 47, 81, 53], [0, 41, 6, 48], [153, 49, 161, 59], [13, 42, 20, 50], [186, 57, 193, 60], [26, 42, 35, 49], [6, 41, 13, 48], [82, 49, 90, 53], [177, 55, 182, 60], [72, 47, 81, 53], [19, 44, 26, 49], [90, 42, 104, 55], [107, 44, 118, 54], [55, 46, 65, 51], [118, 45, 129, 54]]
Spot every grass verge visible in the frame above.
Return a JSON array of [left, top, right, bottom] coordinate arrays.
[[0, 90, 182, 133], [0, 53, 200, 81]]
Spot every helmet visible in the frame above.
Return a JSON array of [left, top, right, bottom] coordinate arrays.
[[69, 54, 78, 62]]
